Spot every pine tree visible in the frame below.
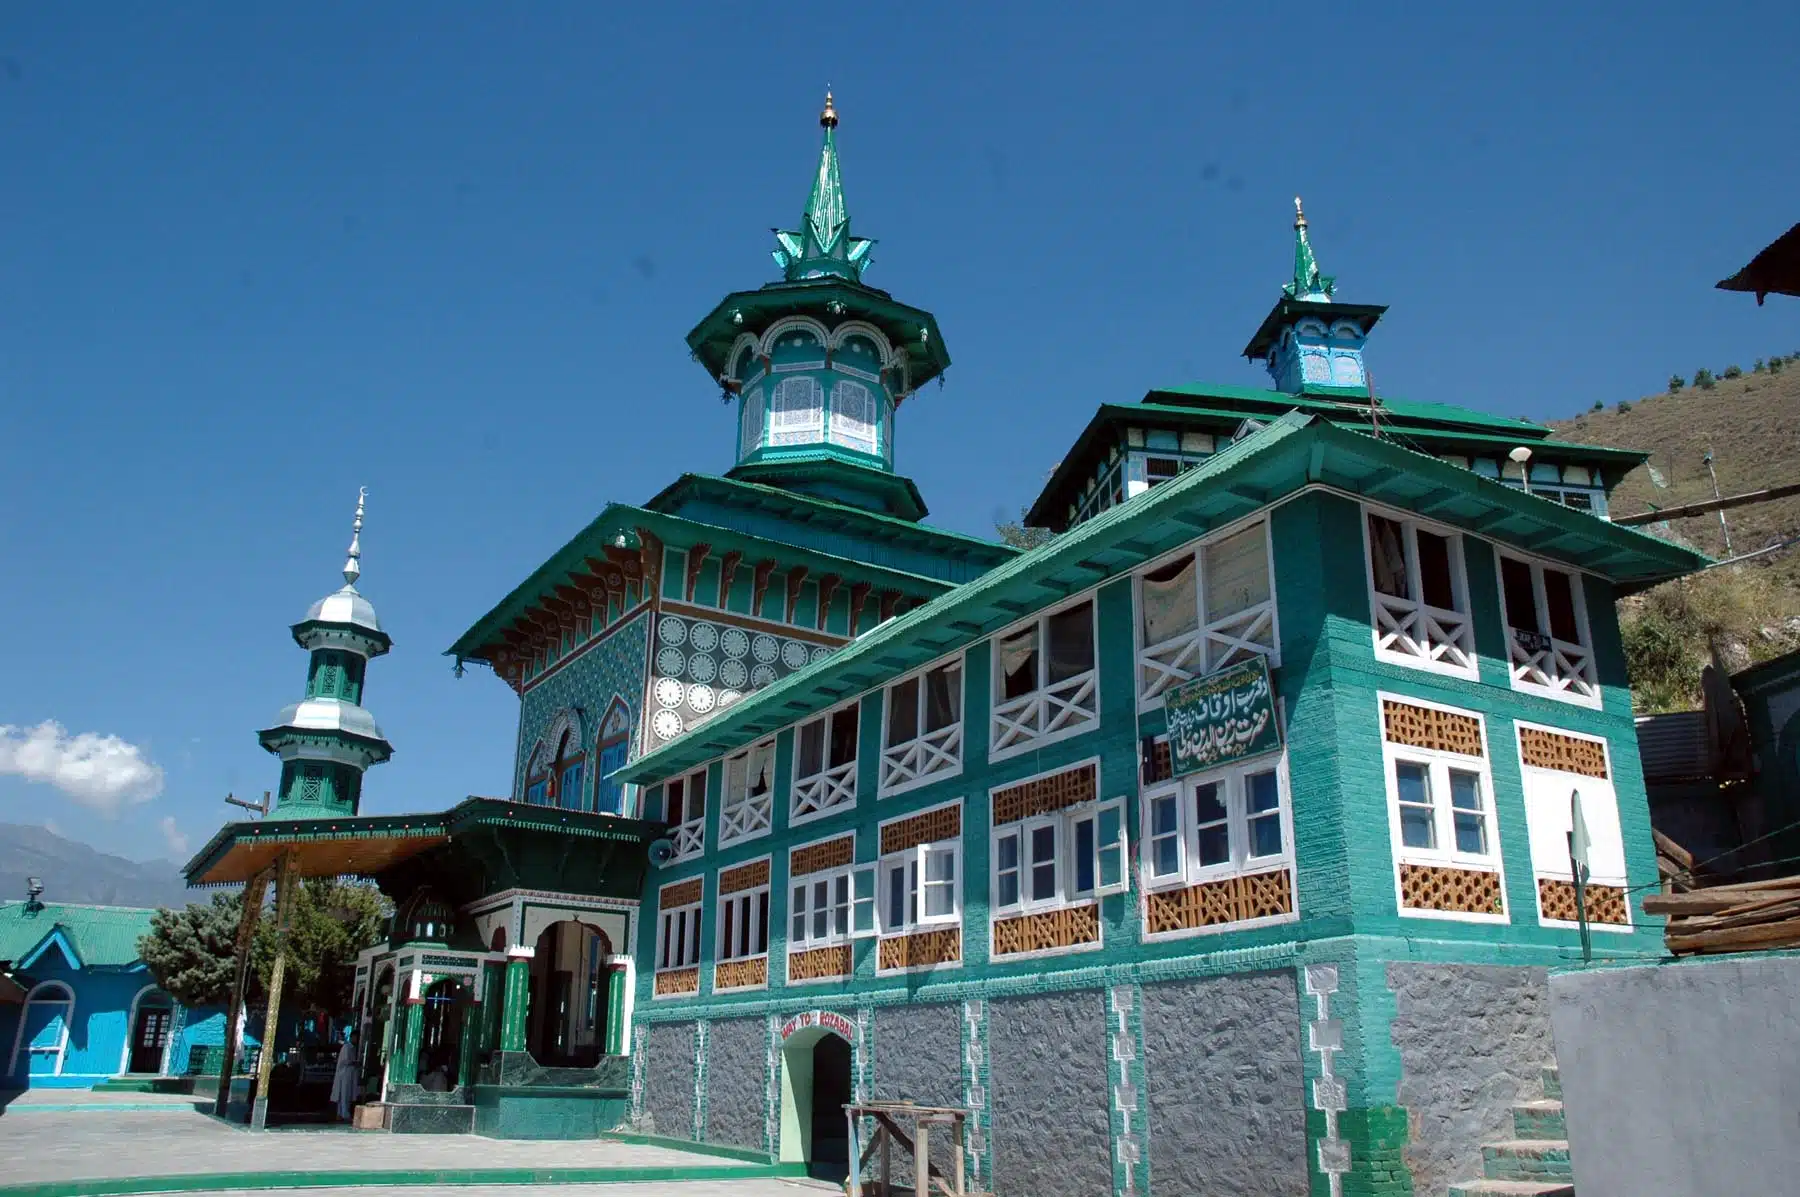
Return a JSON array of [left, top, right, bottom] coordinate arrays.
[[1668, 374, 1686, 392], [1723, 364, 1743, 380], [1695, 368, 1716, 390]]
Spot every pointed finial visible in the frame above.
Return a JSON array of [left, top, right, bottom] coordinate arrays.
[[342, 487, 366, 586], [1294, 196, 1306, 228], [820, 87, 838, 129]]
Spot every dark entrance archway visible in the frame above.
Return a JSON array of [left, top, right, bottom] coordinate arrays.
[[525, 920, 614, 1066], [418, 976, 468, 1089], [777, 1016, 855, 1182], [127, 989, 174, 1074], [809, 1034, 852, 1181]]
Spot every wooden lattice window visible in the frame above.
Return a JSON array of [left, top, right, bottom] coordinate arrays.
[[792, 702, 858, 824], [1397, 863, 1505, 916], [1537, 878, 1629, 925], [660, 878, 703, 909], [786, 944, 853, 983], [713, 957, 767, 991], [1383, 700, 1485, 757], [990, 905, 1101, 956], [1518, 727, 1609, 778], [718, 858, 771, 895], [790, 835, 855, 878], [992, 763, 1097, 824], [653, 967, 699, 997], [1143, 868, 1294, 935], [880, 804, 963, 854], [877, 928, 961, 972]]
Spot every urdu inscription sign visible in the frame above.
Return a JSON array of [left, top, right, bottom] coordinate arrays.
[[1166, 655, 1281, 777]]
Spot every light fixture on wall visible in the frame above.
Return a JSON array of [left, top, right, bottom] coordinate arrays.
[[1508, 445, 1533, 495]]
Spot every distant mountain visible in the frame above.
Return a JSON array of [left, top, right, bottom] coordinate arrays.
[[0, 824, 195, 910]]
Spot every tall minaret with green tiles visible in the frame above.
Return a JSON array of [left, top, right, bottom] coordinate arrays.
[[257, 489, 394, 818]]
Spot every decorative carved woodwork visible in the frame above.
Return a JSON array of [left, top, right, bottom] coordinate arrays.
[[1538, 878, 1628, 923], [1398, 863, 1505, 915], [1382, 700, 1485, 757], [1143, 869, 1293, 934], [848, 581, 872, 634], [879, 589, 902, 622], [684, 543, 711, 603], [785, 566, 810, 624], [636, 528, 665, 600], [600, 545, 643, 580], [992, 763, 1098, 825], [991, 905, 1100, 956], [790, 835, 855, 878], [752, 559, 777, 619], [713, 957, 767, 990], [653, 967, 699, 997], [718, 550, 743, 609], [878, 928, 961, 971], [660, 878, 703, 908], [787, 945, 852, 982], [1519, 728, 1610, 779], [718, 858, 770, 895], [816, 574, 842, 632], [880, 805, 962, 855]]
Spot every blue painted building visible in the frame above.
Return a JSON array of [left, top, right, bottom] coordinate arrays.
[[0, 895, 226, 1090]]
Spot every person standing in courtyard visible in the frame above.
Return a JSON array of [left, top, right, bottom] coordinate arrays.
[[329, 1029, 360, 1123]]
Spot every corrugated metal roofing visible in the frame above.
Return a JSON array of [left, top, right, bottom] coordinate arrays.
[[0, 901, 157, 970]]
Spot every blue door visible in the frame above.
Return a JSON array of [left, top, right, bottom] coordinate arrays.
[[20, 993, 72, 1078]]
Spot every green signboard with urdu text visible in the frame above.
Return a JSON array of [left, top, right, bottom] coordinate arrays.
[[1165, 656, 1282, 777]]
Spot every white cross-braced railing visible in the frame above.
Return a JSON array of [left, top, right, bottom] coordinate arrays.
[[991, 672, 1097, 754], [880, 723, 963, 792], [1138, 604, 1274, 703], [1373, 594, 1474, 672], [792, 759, 857, 821], [671, 817, 705, 860], [1510, 635, 1598, 701], [718, 792, 772, 846]]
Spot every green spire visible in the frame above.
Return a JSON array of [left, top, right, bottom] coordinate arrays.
[[1282, 196, 1336, 302], [772, 91, 875, 283]]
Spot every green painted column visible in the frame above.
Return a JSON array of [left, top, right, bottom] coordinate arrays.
[[391, 997, 424, 1088], [500, 954, 531, 1052], [603, 965, 628, 1056]]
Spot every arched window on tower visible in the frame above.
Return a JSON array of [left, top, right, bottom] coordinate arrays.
[[829, 380, 878, 455], [550, 729, 585, 811], [769, 376, 824, 446], [593, 699, 632, 816], [740, 384, 765, 455], [524, 743, 551, 806]]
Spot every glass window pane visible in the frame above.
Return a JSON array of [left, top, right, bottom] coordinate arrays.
[[1151, 793, 1179, 836], [791, 887, 806, 941], [1246, 771, 1280, 814], [1543, 568, 1581, 644], [1400, 808, 1436, 849], [1029, 825, 1058, 901], [1394, 762, 1431, 809], [997, 833, 1019, 873], [924, 664, 961, 732], [1047, 602, 1095, 682], [1416, 530, 1457, 611], [1074, 818, 1096, 893], [1501, 557, 1540, 634], [999, 626, 1040, 699], [1249, 813, 1283, 858], [1141, 555, 1199, 645], [1193, 782, 1226, 825], [1449, 770, 1483, 812], [1368, 515, 1410, 599], [1454, 812, 1488, 856], [997, 869, 1019, 909], [1152, 834, 1180, 878], [1203, 524, 1271, 621], [888, 678, 920, 746], [886, 865, 906, 929], [1197, 824, 1230, 866], [829, 706, 859, 768], [798, 720, 825, 777]]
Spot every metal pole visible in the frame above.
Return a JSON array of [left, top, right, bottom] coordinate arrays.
[[1703, 449, 1734, 555], [1567, 831, 1592, 964]]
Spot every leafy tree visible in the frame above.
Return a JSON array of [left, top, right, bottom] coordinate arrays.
[[1694, 368, 1716, 390], [1622, 570, 1800, 712], [1771, 356, 1785, 375], [1753, 359, 1765, 374], [250, 879, 388, 1018], [1668, 374, 1685, 392], [1723, 364, 1743, 380], [1617, 401, 1632, 412], [994, 508, 1054, 551], [1591, 400, 1604, 412], [139, 892, 252, 1008]]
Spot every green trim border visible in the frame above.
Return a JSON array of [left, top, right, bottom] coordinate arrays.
[[0, 1161, 809, 1197], [597, 1130, 777, 1163]]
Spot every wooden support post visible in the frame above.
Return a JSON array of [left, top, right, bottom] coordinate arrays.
[[684, 542, 711, 603], [213, 864, 272, 1117], [880, 1125, 892, 1197], [500, 951, 532, 1051], [248, 851, 297, 1130], [751, 559, 777, 619], [717, 550, 743, 610], [954, 1115, 966, 1195], [915, 1119, 931, 1197], [816, 574, 842, 632], [784, 566, 809, 625]]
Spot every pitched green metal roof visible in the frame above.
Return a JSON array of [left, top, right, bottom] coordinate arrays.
[[619, 413, 1707, 785], [0, 901, 157, 970]]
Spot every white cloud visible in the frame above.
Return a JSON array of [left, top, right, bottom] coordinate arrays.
[[0, 721, 165, 814], [159, 816, 190, 858]]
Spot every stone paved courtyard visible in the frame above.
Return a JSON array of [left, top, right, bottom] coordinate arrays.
[[0, 1105, 835, 1196]]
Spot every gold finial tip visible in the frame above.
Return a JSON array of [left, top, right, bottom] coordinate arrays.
[[1294, 196, 1307, 227], [820, 88, 838, 129]]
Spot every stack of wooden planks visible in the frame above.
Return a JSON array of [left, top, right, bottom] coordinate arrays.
[[1644, 874, 1800, 955], [1653, 828, 1708, 892]]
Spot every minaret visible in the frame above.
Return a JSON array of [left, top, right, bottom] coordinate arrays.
[[1242, 197, 1387, 394], [257, 489, 394, 818], [685, 91, 951, 521]]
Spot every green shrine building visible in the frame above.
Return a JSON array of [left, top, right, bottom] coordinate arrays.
[[187, 95, 1705, 1193]]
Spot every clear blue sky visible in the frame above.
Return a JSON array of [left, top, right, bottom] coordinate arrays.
[[2, 3, 1795, 869]]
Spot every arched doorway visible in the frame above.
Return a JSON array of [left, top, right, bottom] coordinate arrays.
[[125, 987, 175, 1075], [418, 977, 468, 1089], [9, 981, 74, 1081], [525, 920, 614, 1066], [778, 1020, 855, 1182]]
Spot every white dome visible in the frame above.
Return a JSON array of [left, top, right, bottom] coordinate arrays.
[[302, 584, 383, 635], [266, 696, 387, 743]]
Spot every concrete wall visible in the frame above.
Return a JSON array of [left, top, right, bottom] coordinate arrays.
[[1388, 962, 1555, 1197], [643, 1021, 696, 1140], [703, 1016, 767, 1151], [874, 1003, 963, 1180], [1549, 956, 1800, 1197], [1142, 972, 1308, 1197], [987, 993, 1111, 1197]]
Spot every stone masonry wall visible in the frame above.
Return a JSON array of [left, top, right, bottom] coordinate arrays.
[[644, 1020, 697, 1141], [704, 1016, 768, 1152], [1387, 962, 1555, 1196], [874, 1003, 963, 1180], [987, 992, 1111, 1197], [1141, 971, 1309, 1196]]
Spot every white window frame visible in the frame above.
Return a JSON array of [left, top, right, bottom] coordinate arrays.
[[990, 595, 1100, 761], [769, 375, 824, 446], [878, 839, 963, 936], [1362, 505, 1478, 679], [1138, 753, 1294, 895], [880, 654, 965, 796], [989, 797, 1129, 921], [789, 865, 859, 951], [1513, 721, 1631, 930], [1495, 550, 1600, 707], [714, 879, 770, 984], [790, 701, 859, 825], [1134, 516, 1281, 709], [655, 895, 702, 975], [739, 384, 765, 455], [718, 740, 776, 846], [828, 378, 879, 455], [665, 768, 708, 861]]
